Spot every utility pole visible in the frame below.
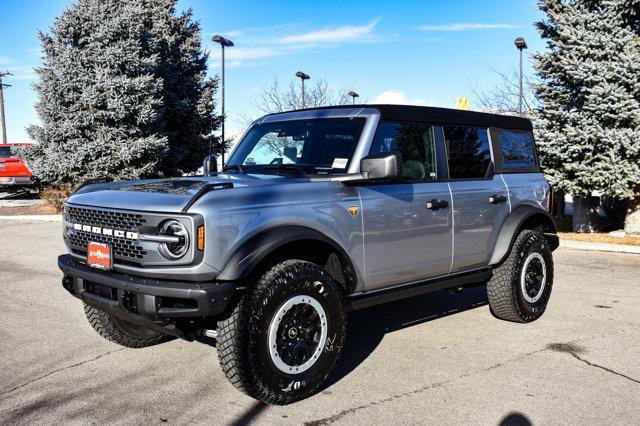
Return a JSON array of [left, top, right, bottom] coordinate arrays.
[[0, 71, 12, 144]]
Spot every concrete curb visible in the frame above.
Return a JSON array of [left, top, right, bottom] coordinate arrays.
[[0, 215, 62, 222], [559, 239, 640, 254], [0, 199, 44, 208]]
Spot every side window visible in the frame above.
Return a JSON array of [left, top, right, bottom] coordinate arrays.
[[499, 130, 537, 169], [370, 122, 437, 181], [443, 126, 491, 179]]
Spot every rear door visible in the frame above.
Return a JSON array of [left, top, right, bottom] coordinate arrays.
[[359, 122, 453, 291], [494, 129, 550, 211], [443, 125, 510, 272]]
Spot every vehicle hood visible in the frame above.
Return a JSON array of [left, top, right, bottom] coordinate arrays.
[[66, 174, 306, 213]]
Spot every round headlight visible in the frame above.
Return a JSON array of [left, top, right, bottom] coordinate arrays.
[[158, 220, 190, 260]]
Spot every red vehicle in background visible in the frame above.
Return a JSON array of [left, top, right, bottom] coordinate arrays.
[[0, 143, 40, 194]]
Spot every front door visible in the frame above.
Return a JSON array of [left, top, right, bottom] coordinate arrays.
[[359, 122, 453, 291]]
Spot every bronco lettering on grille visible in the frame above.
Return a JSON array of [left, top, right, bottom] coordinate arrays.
[[73, 223, 139, 240]]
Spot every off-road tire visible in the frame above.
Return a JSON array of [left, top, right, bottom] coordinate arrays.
[[84, 303, 171, 348], [216, 259, 346, 405], [486, 229, 554, 323]]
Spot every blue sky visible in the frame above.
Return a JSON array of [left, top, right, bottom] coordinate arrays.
[[0, 0, 544, 144]]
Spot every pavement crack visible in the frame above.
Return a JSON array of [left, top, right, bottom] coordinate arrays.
[[546, 342, 640, 385], [569, 352, 640, 385], [304, 348, 546, 426], [0, 348, 126, 397]]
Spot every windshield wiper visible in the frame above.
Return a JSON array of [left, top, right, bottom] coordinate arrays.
[[222, 164, 248, 173], [262, 164, 307, 175]]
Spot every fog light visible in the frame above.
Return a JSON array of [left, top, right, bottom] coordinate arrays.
[[158, 220, 189, 260]]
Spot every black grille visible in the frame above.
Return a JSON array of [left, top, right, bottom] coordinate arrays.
[[67, 206, 146, 231], [65, 206, 149, 260], [68, 231, 147, 260]]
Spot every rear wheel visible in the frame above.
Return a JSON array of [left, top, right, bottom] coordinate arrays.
[[84, 304, 171, 348], [486, 230, 554, 323], [216, 259, 346, 405]]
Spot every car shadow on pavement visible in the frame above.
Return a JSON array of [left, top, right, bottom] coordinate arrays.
[[322, 284, 489, 391], [227, 401, 269, 426]]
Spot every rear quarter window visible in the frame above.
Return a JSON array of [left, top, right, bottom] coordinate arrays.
[[499, 130, 537, 169]]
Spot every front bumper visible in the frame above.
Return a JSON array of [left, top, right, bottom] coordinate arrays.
[[0, 176, 36, 187], [58, 255, 236, 338]]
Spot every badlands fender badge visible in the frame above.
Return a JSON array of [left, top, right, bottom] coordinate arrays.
[[87, 241, 112, 270], [348, 206, 359, 218]]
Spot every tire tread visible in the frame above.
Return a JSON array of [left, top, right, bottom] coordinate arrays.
[[84, 304, 170, 348], [216, 259, 345, 404], [486, 230, 552, 323]]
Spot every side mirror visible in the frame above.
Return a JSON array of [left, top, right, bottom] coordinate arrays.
[[360, 152, 402, 181], [203, 155, 218, 176]]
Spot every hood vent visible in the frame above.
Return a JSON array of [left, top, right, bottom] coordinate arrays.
[[181, 182, 234, 213]]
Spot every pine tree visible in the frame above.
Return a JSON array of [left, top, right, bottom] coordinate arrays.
[[19, 0, 220, 184], [533, 0, 640, 232]]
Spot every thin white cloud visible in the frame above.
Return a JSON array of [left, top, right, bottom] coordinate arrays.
[[6, 65, 36, 81], [369, 89, 430, 106], [278, 18, 380, 44], [224, 47, 279, 61], [208, 18, 384, 68], [418, 23, 515, 32]]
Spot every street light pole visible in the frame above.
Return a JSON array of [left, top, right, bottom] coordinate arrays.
[[348, 91, 359, 105], [295, 71, 310, 109], [514, 37, 527, 115], [212, 35, 234, 165]]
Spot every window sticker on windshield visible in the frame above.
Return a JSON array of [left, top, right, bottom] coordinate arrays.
[[332, 158, 348, 169]]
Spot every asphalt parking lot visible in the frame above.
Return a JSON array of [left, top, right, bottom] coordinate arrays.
[[1, 220, 639, 425]]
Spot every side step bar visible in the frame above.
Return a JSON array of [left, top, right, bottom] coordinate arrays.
[[344, 270, 491, 312]]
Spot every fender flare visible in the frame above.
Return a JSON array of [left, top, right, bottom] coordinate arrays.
[[216, 226, 358, 288], [488, 205, 558, 266]]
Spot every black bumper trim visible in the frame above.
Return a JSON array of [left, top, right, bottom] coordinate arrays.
[[58, 254, 236, 323]]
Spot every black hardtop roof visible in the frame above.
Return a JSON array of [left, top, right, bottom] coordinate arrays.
[[268, 104, 533, 131]]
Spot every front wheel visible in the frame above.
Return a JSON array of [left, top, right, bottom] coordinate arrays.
[[216, 259, 346, 405], [486, 229, 554, 323]]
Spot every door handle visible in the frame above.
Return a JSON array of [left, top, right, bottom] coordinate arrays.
[[489, 194, 508, 204], [426, 199, 449, 210]]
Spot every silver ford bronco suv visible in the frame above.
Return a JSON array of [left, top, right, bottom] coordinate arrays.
[[59, 105, 558, 404]]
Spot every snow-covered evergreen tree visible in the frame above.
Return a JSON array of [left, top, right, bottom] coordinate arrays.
[[533, 0, 640, 232], [20, 0, 220, 184]]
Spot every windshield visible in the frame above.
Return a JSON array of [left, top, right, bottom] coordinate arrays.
[[226, 117, 366, 175], [0, 147, 11, 158]]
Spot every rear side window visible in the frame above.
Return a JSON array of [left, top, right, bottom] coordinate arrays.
[[370, 122, 437, 181], [0, 146, 11, 158], [444, 126, 491, 179], [499, 130, 537, 169]]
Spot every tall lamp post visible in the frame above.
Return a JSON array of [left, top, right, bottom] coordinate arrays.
[[348, 91, 359, 105], [514, 37, 527, 115], [295, 71, 310, 109], [212, 34, 234, 165]]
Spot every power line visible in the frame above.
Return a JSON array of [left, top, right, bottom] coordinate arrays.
[[0, 71, 12, 144]]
